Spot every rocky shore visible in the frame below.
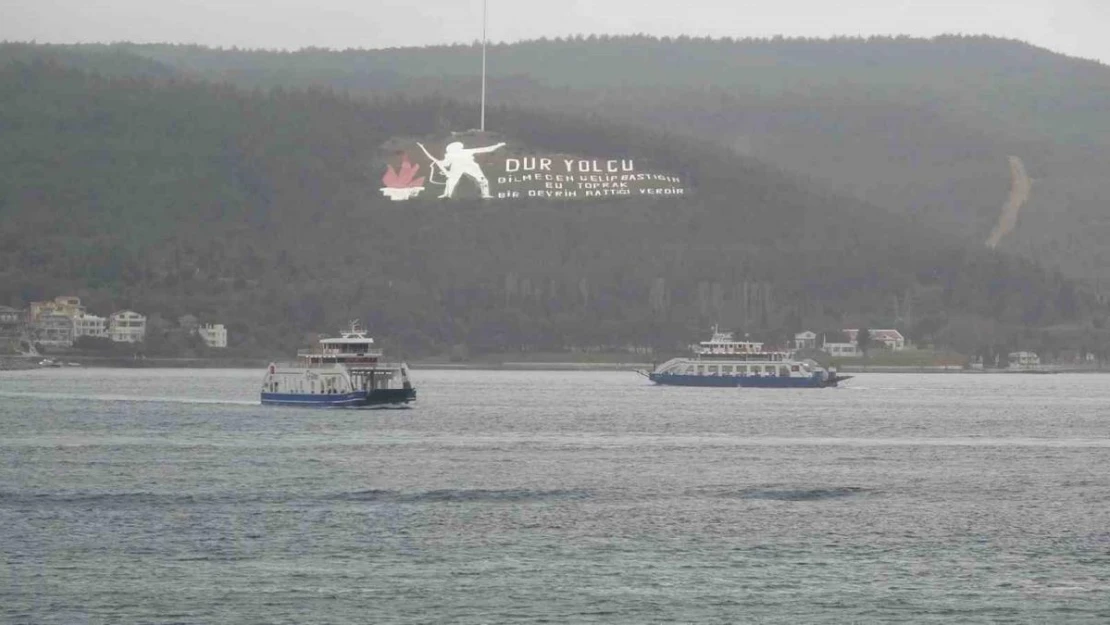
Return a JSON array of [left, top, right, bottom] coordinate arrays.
[[0, 356, 39, 370]]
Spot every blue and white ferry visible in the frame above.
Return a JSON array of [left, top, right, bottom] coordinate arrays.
[[261, 322, 416, 407], [645, 328, 848, 388]]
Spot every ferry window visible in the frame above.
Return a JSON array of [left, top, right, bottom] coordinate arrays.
[[764, 366, 776, 374], [791, 365, 800, 372], [780, 366, 789, 377], [708, 365, 718, 375]]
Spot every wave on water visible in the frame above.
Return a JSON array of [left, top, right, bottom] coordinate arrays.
[[0, 488, 594, 508], [0, 491, 225, 507], [695, 486, 868, 501], [0, 390, 257, 406], [333, 488, 593, 503]]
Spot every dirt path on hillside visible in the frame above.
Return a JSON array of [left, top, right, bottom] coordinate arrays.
[[985, 155, 1031, 249]]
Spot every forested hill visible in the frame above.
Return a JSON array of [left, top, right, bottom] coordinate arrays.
[[107, 36, 1110, 148], [0, 42, 178, 79], [0, 60, 1104, 358], [19, 35, 1110, 287]]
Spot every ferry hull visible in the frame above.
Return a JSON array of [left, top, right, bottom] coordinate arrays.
[[649, 373, 838, 388], [260, 388, 416, 407]]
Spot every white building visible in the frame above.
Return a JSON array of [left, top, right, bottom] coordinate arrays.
[[109, 310, 146, 343], [0, 305, 23, 337], [35, 313, 75, 347], [793, 331, 818, 351], [0, 305, 22, 325], [197, 323, 228, 348], [822, 342, 860, 357], [72, 313, 108, 339], [1008, 351, 1041, 371], [844, 329, 906, 351]]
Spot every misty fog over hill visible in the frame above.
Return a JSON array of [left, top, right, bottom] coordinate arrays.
[[32, 35, 1108, 287], [2, 39, 1109, 359]]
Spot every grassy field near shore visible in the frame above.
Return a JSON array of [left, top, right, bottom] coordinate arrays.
[[830, 347, 969, 368]]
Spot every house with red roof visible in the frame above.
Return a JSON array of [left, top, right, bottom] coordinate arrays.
[[843, 329, 906, 351]]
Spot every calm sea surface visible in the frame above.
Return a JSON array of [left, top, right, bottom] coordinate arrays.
[[2, 368, 1110, 623]]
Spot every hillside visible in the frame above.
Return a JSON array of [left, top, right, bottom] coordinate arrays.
[[0, 59, 1105, 359], [25, 36, 1109, 286]]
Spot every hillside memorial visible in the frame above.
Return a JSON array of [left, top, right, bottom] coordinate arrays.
[[380, 137, 686, 201]]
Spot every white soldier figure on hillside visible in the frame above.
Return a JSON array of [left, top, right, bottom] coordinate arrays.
[[419, 140, 506, 199]]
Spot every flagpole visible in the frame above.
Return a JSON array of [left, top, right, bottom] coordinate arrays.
[[480, 0, 487, 131]]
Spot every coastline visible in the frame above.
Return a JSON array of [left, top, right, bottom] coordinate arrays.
[[4, 354, 1108, 374], [412, 360, 653, 371], [0, 355, 269, 370]]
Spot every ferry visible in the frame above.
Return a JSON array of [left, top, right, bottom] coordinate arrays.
[[261, 322, 416, 407], [643, 328, 848, 388]]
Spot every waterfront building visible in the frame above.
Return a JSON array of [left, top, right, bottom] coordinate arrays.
[[844, 329, 906, 351], [1008, 351, 1041, 371], [0, 306, 24, 337], [29, 296, 85, 322], [109, 310, 147, 343], [793, 331, 818, 350], [197, 323, 228, 348], [0, 306, 22, 324], [35, 313, 75, 347], [73, 313, 109, 339], [821, 342, 860, 357]]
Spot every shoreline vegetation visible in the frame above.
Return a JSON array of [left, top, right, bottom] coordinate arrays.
[[2, 353, 1107, 374]]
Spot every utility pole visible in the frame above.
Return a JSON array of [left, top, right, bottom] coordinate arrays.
[[480, 0, 488, 131]]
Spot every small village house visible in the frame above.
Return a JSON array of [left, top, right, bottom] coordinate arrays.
[[822, 342, 860, 357], [796, 329, 863, 358], [844, 329, 906, 351], [793, 331, 817, 351]]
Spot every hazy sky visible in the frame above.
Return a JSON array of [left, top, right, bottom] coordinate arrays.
[[5, 0, 1108, 64]]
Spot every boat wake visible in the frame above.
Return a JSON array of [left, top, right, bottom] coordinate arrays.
[[0, 390, 258, 407]]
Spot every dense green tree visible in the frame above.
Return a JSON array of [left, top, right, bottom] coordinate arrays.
[[856, 328, 872, 356]]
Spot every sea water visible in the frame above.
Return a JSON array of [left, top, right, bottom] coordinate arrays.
[[2, 369, 1109, 623]]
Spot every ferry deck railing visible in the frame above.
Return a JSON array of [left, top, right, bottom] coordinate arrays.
[[297, 348, 384, 358]]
